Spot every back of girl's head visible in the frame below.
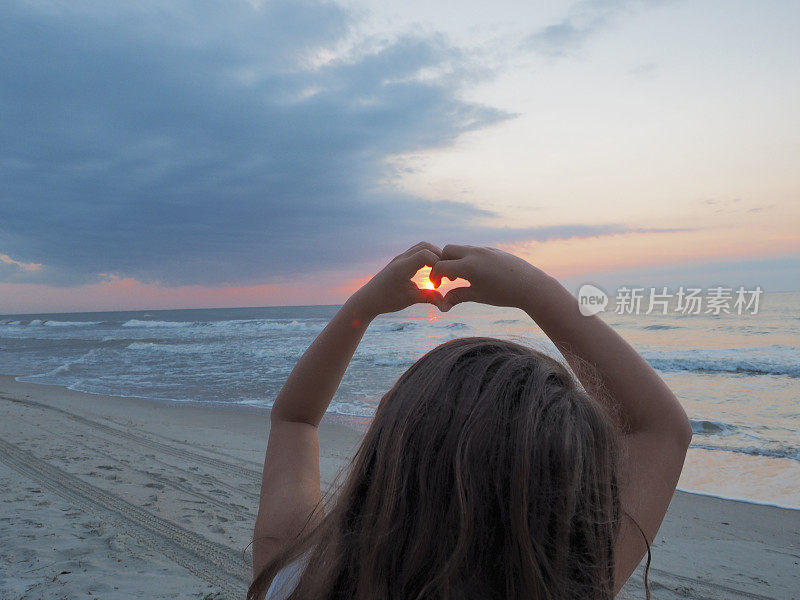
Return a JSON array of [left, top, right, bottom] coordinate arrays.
[[250, 337, 623, 600]]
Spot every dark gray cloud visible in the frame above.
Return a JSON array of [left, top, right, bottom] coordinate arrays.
[[526, 0, 671, 58], [2, 1, 656, 287]]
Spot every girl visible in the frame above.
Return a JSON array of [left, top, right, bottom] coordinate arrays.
[[249, 242, 692, 599]]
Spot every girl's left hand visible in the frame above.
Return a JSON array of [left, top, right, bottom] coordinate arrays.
[[349, 242, 444, 318]]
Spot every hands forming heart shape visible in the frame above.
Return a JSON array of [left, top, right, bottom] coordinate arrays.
[[351, 241, 543, 317]]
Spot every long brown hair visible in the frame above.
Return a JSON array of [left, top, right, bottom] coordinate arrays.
[[249, 337, 646, 599]]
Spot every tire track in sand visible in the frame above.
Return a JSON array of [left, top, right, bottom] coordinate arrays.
[[644, 568, 778, 600], [0, 394, 262, 483], [0, 436, 249, 600], [14, 412, 260, 511]]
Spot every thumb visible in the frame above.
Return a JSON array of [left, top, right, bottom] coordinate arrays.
[[441, 285, 476, 312], [413, 287, 444, 310], [429, 259, 467, 288]]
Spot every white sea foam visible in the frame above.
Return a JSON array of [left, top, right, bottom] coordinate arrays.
[[250, 319, 324, 331], [41, 348, 106, 377], [126, 341, 216, 354], [122, 319, 195, 328]]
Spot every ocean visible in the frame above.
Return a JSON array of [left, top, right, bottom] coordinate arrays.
[[1, 293, 798, 509]]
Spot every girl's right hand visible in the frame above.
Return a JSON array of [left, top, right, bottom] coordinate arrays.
[[350, 242, 444, 318], [429, 245, 549, 312]]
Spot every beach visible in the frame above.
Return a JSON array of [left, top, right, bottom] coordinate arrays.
[[0, 375, 797, 599], [3, 0, 799, 597]]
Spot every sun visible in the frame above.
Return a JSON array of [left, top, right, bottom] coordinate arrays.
[[411, 266, 437, 290]]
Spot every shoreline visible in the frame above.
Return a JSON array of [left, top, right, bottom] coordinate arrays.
[[1, 375, 799, 599], [8, 372, 800, 512]]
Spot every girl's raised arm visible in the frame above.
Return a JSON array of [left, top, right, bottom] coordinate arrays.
[[430, 245, 693, 594], [252, 242, 443, 576]]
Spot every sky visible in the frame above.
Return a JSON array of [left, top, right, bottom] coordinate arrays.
[[1, 0, 798, 314]]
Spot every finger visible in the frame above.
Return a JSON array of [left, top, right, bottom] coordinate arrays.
[[401, 241, 442, 259], [410, 287, 444, 309], [429, 259, 471, 287], [441, 244, 471, 260], [441, 285, 476, 312], [403, 249, 441, 273]]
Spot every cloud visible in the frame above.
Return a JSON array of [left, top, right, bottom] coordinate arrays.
[[699, 198, 777, 215], [0, 253, 43, 272], [526, 0, 671, 58], [1, 1, 659, 288]]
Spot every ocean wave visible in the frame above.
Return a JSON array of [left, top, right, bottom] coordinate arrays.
[[41, 348, 108, 376], [244, 397, 379, 419], [0, 319, 97, 327], [374, 321, 416, 332], [643, 346, 800, 378], [692, 442, 800, 462], [372, 355, 415, 367], [122, 319, 194, 328], [126, 341, 212, 354], [52, 363, 73, 375], [690, 419, 737, 436], [246, 319, 325, 332], [493, 319, 521, 325], [121, 318, 325, 331], [642, 324, 681, 331], [43, 320, 102, 327], [369, 320, 468, 333], [326, 399, 379, 418]]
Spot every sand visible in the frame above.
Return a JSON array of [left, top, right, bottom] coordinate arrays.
[[0, 375, 797, 600]]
